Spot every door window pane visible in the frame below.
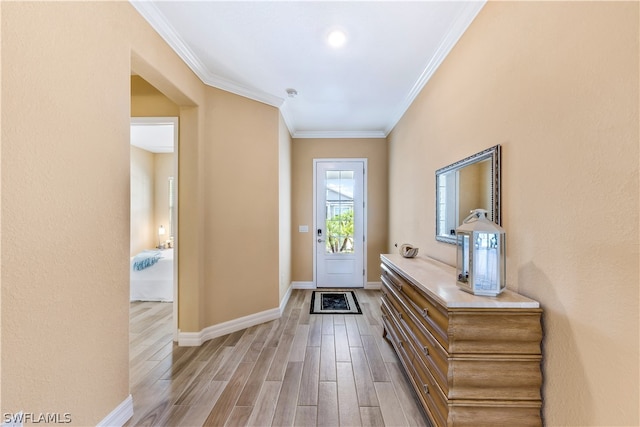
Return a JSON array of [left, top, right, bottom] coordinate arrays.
[[325, 170, 355, 254]]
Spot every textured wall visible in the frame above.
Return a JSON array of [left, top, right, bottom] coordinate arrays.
[[1, 1, 204, 424], [130, 146, 155, 255], [202, 87, 281, 325], [129, 149, 173, 256], [279, 115, 293, 301], [1, 2, 132, 423], [388, 2, 639, 425], [2, 2, 288, 422], [131, 75, 180, 117], [154, 153, 174, 246]]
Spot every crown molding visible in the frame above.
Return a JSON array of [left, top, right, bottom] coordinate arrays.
[[292, 130, 387, 139], [384, 1, 486, 135], [279, 102, 296, 137], [130, 1, 284, 109], [280, 102, 387, 139], [131, 0, 484, 139], [130, 2, 207, 81], [207, 75, 284, 108]]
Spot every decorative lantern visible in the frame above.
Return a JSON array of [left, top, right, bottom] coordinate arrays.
[[456, 209, 506, 296]]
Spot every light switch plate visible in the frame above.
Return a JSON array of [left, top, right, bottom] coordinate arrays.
[[299, 225, 309, 233]]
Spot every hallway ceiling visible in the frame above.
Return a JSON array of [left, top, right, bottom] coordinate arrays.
[[131, 1, 485, 138], [130, 121, 175, 153]]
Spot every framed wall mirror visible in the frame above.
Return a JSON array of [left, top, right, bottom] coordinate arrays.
[[436, 145, 501, 244]]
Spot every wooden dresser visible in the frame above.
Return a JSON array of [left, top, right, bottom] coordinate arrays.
[[380, 254, 543, 427]]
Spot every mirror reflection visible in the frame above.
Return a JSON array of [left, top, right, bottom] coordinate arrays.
[[436, 145, 501, 244]]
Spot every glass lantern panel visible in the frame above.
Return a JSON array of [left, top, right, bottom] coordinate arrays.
[[457, 233, 470, 283], [473, 232, 499, 291]]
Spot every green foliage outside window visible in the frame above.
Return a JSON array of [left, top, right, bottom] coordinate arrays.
[[326, 210, 354, 253]]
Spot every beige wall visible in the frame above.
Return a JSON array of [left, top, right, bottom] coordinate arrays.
[[388, 2, 639, 425], [291, 138, 388, 283], [154, 153, 174, 244], [279, 115, 293, 301], [202, 86, 281, 325], [457, 161, 481, 224], [1, 1, 205, 424], [1, 2, 287, 422], [130, 146, 155, 255], [130, 149, 174, 256], [131, 75, 180, 117], [456, 159, 491, 225]]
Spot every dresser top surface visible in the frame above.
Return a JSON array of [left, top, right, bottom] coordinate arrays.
[[381, 254, 540, 309]]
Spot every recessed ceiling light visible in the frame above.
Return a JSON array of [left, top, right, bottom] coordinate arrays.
[[327, 29, 347, 48]]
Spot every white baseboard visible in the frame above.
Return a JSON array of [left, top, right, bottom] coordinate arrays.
[[293, 281, 378, 290], [280, 284, 293, 312], [97, 394, 133, 427], [292, 281, 315, 289], [178, 280, 370, 346], [365, 281, 382, 290], [178, 306, 282, 346], [178, 283, 295, 347]]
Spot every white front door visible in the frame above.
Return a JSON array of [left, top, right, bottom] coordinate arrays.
[[315, 160, 366, 288]]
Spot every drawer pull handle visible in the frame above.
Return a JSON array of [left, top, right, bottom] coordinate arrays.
[[422, 345, 429, 355], [423, 384, 429, 394], [422, 307, 428, 317]]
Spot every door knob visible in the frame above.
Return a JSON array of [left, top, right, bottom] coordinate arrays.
[[318, 238, 325, 243]]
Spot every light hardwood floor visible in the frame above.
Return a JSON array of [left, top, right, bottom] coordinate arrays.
[[127, 289, 430, 426]]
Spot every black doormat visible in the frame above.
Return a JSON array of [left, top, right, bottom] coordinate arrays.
[[310, 291, 362, 315]]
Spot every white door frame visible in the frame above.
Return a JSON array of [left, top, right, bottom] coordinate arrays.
[[130, 116, 179, 341], [313, 158, 367, 288]]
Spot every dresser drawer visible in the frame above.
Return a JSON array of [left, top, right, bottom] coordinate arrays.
[[381, 298, 414, 370], [382, 277, 450, 395], [448, 311, 543, 355], [408, 342, 449, 427], [447, 401, 542, 427], [382, 303, 444, 427], [408, 348, 543, 427], [381, 263, 449, 349], [447, 356, 542, 401]]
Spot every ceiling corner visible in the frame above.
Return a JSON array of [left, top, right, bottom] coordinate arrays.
[[384, 0, 486, 135], [130, 0, 284, 109]]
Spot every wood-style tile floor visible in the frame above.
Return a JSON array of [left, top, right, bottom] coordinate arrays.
[[126, 289, 430, 426]]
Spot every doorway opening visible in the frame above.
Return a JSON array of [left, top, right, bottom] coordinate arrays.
[[313, 159, 367, 288], [130, 117, 179, 339]]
